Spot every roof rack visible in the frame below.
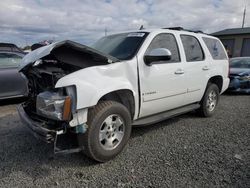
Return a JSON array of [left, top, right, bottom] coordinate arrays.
[[163, 27, 205, 34]]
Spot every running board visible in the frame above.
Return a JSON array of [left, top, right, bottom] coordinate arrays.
[[132, 103, 200, 126]]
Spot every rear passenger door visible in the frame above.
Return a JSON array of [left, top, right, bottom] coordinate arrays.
[[180, 35, 209, 105]]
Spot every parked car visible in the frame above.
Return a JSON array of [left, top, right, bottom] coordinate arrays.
[[18, 28, 229, 162], [228, 57, 250, 93], [0, 43, 28, 100]]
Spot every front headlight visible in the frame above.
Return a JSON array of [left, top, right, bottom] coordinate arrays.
[[36, 91, 71, 121]]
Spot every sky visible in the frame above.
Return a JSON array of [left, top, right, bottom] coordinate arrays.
[[0, 0, 249, 47]]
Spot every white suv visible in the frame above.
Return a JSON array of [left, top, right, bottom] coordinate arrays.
[[18, 27, 230, 162]]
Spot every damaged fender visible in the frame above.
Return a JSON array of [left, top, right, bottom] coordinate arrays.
[[55, 61, 139, 120], [19, 40, 139, 124]]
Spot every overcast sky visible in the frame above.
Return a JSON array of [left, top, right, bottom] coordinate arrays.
[[0, 0, 249, 47]]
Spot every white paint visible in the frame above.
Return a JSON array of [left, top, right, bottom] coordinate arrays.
[[21, 28, 230, 125], [69, 108, 88, 127]]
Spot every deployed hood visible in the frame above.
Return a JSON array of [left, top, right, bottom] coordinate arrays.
[[230, 68, 250, 76], [19, 40, 119, 70]]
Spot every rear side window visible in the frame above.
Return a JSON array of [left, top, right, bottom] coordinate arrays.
[[146, 33, 180, 63], [202, 37, 227, 60], [181, 35, 204, 62]]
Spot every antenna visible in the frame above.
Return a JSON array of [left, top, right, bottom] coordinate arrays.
[[139, 25, 144, 30], [242, 6, 246, 28]]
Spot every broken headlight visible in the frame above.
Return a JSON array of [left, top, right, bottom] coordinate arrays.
[[36, 91, 71, 121]]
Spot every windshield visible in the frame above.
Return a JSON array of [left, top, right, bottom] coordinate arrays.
[[92, 32, 148, 60], [230, 58, 250, 69], [0, 52, 23, 68]]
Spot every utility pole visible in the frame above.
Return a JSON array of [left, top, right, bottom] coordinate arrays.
[[242, 5, 246, 28]]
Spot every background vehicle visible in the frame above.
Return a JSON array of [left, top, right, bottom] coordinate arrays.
[[228, 57, 250, 93], [0, 43, 28, 100], [18, 28, 230, 162]]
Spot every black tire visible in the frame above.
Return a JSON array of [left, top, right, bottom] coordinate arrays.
[[197, 83, 220, 117], [77, 101, 132, 162]]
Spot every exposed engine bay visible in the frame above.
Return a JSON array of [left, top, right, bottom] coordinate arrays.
[[20, 40, 117, 122], [25, 59, 79, 97], [17, 41, 117, 152]]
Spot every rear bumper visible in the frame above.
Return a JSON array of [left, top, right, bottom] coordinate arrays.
[[17, 105, 56, 143], [221, 78, 230, 94]]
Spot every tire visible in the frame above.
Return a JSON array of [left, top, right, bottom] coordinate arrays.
[[197, 83, 220, 117], [77, 101, 132, 162]]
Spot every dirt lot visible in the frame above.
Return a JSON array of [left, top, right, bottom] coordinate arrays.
[[0, 95, 249, 187]]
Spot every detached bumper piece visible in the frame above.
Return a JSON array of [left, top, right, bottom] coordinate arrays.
[[18, 105, 56, 143], [18, 105, 83, 154]]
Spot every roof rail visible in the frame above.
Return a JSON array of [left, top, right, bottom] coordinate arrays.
[[163, 27, 205, 34], [164, 27, 184, 31]]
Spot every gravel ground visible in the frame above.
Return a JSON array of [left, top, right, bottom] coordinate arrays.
[[0, 95, 249, 187]]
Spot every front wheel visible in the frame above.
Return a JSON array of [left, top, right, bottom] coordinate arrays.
[[197, 83, 220, 117], [77, 101, 132, 162]]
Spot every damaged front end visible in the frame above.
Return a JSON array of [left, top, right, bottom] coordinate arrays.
[[228, 69, 250, 93], [18, 40, 118, 154]]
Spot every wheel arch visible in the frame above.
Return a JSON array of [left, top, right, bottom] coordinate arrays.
[[98, 89, 136, 120], [207, 75, 223, 92]]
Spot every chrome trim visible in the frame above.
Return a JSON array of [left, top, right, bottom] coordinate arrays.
[[143, 92, 186, 102]]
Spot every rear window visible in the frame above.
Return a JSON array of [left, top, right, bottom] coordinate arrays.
[[202, 37, 227, 60]]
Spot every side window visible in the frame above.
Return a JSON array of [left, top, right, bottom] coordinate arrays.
[[0, 53, 22, 68], [181, 35, 204, 62], [202, 37, 227, 60], [146, 33, 180, 63]]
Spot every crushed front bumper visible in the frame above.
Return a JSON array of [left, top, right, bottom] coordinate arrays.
[[17, 105, 56, 143], [228, 78, 250, 93], [18, 104, 83, 154]]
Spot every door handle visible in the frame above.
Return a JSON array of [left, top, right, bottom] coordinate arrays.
[[202, 66, 210, 71], [175, 69, 184, 74]]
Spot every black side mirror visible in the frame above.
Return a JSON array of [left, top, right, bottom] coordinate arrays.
[[144, 48, 172, 66]]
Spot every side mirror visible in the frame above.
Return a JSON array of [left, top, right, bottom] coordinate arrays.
[[144, 48, 172, 66]]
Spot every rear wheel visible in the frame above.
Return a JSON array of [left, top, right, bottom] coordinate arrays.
[[77, 101, 132, 162], [197, 83, 219, 117]]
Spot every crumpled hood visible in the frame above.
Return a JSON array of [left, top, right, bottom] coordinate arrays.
[[19, 40, 119, 70], [230, 68, 250, 76]]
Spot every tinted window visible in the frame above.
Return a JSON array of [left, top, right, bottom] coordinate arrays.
[[181, 35, 204, 62], [203, 37, 227, 60], [221, 39, 234, 58], [0, 53, 22, 68], [146, 33, 180, 63], [230, 58, 250, 69], [93, 32, 148, 60]]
